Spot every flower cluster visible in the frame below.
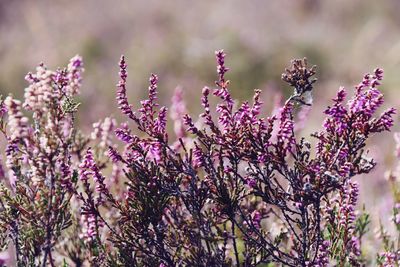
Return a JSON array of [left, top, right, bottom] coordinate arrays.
[[376, 133, 400, 266], [95, 51, 393, 266], [0, 50, 396, 267], [0, 57, 87, 266]]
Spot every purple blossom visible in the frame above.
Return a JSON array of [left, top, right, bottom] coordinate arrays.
[[215, 49, 229, 85], [251, 89, 262, 118], [170, 87, 187, 139], [4, 96, 29, 140], [115, 127, 135, 143], [200, 86, 215, 128], [349, 72, 384, 118], [379, 252, 398, 267], [0, 101, 7, 117], [116, 55, 137, 121], [315, 240, 330, 267], [349, 236, 361, 257], [154, 106, 168, 135], [394, 214, 400, 224], [277, 101, 295, 151], [338, 162, 352, 177], [246, 176, 257, 188], [79, 148, 95, 182], [192, 144, 204, 168], [323, 87, 348, 135], [0, 159, 4, 179], [251, 211, 262, 230], [214, 50, 234, 109], [146, 141, 162, 162], [138, 74, 159, 121], [80, 213, 104, 242], [108, 146, 123, 163], [148, 74, 158, 102], [60, 161, 73, 191], [338, 181, 359, 229], [216, 103, 232, 132], [80, 148, 110, 205], [66, 55, 84, 95], [372, 107, 396, 132], [183, 114, 199, 134]]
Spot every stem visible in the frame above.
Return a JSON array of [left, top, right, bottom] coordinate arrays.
[[43, 158, 57, 267], [311, 199, 322, 265], [231, 219, 240, 267], [13, 223, 20, 266], [301, 206, 309, 267]]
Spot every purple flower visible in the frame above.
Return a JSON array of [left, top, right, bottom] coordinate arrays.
[[277, 102, 295, 151], [251, 89, 262, 118], [338, 162, 352, 177], [214, 50, 234, 109], [246, 176, 257, 188], [170, 87, 187, 138], [371, 107, 396, 132], [66, 55, 84, 95], [154, 106, 168, 135], [4, 96, 29, 140], [116, 55, 137, 121], [79, 148, 95, 182], [251, 211, 262, 230], [349, 236, 361, 257], [337, 181, 359, 230], [0, 101, 7, 117], [80, 148, 109, 198], [148, 73, 158, 102], [80, 213, 104, 242], [200, 87, 215, 128], [60, 161, 73, 191], [108, 146, 123, 163], [349, 74, 384, 118], [183, 114, 199, 134], [216, 103, 232, 132], [192, 144, 204, 168], [314, 240, 330, 266], [323, 87, 348, 135], [215, 49, 229, 85], [146, 141, 162, 162], [115, 127, 135, 143]]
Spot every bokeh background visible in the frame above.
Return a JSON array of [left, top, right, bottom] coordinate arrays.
[[1, 0, 400, 254]]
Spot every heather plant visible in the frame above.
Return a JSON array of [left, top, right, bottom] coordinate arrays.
[[0, 57, 89, 266], [0, 50, 396, 267], [375, 133, 400, 266]]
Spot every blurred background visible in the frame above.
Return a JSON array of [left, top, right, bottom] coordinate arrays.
[[1, 0, 400, 253]]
